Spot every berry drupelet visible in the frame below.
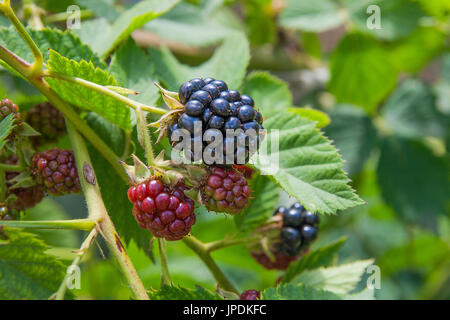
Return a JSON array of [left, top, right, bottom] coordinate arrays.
[[170, 77, 265, 165], [0, 98, 20, 122], [26, 102, 65, 146], [128, 179, 196, 241], [31, 148, 81, 196]]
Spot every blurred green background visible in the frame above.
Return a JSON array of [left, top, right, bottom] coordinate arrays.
[[2, 0, 449, 299]]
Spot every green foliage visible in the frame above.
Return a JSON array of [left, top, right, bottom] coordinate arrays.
[[293, 259, 374, 295], [76, 0, 120, 22], [149, 285, 224, 300], [288, 108, 330, 128], [377, 136, 449, 222], [0, 27, 105, 68], [329, 33, 397, 113], [280, 0, 344, 32], [261, 283, 341, 300], [150, 32, 250, 90], [324, 105, 377, 176], [253, 112, 364, 214], [0, 114, 15, 151], [283, 237, 347, 283], [0, 228, 67, 300], [46, 50, 131, 131]]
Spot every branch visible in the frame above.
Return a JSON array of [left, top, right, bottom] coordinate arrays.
[[182, 236, 238, 294], [0, 218, 95, 230], [157, 238, 172, 286], [66, 121, 149, 300]]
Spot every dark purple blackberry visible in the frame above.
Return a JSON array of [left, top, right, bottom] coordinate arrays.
[[168, 78, 265, 165]]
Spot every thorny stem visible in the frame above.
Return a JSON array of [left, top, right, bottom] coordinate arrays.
[[135, 107, 156, 165], [0, 0, 43, 76], [42, 71, 167, 115], [66, 121, 149, 300], [52, 228, 98, 300], [0, 218, 95, 230], [0, 163, 25, 172], [182, 236, 238, 294], [157, 238, 172, 286], [204, 234, 262, 252]]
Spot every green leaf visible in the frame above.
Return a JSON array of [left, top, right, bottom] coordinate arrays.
[[347, 0, 424, 40], [283, 237, 347, 283], [328, 33, 397, 113], [240, 71, 292, 117], [0, 114, 15, 151], [294, 259, 374, 294], [244, 0, 277, 45], [288, 108, 330, 128], [234, 175, 280, 232], [109, 38, 160, 106], [145, 1, 241, 47], [150, 32, 250, 90], [0, 27, 105, 68], [324, 105, 377, 176], [76, 0, 120, 22], [261, 283, 341, 300], [148, 285, 224, 300], [84, 113, 152, 251], [280, 0, 344, 32], [46, 50, 131, 131], [0, 228, 68, 300], [252, 112, 364, 215], [388, 27, 445, 73], [82, 0, 180, 57], [377, 136, 450, 222], [382, 79, 448, 139]]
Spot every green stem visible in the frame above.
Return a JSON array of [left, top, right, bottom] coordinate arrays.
[[0, 170, 5, 203], [66, 121, 149, 300], [157, 238, 172, 286], [205, 234, 262, 252], [135, 107, 155, 165], [182, 236, 238, 294], [0, 218, 95, 230], [43, 71, 167, 115], [0, 0, 43, 76], [0, 163, 25, 172], [44, 9, 94, 24], [52, 228, 98, 300]]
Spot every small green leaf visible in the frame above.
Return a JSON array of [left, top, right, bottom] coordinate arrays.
[[293, 259, 375, 294], [324, 105, 377, 176], [234, 175, 280, 232], [261, 283, 341, 300], [377, 136, 449, 222], [252, 112, 364, 215], [150, 32, 250, 90], [288, 108, 330, 128], [329, 33, 397, 113], [0, 114, 15, 151], [109, 38, 160, 106], [382, 79, 448, 139], [0, 228, 68, 300], [46, 50, 131, 131], [76, 0, 120, 22], [280, 0, 344, 32], [241, 71, 292, 117], [149, 285, 224, 300], [283, 237, 347, 283]]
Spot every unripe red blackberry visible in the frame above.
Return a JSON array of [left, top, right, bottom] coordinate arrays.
[[233, 164, 256, 179], [0, 98, 20, 121], [26, 102, 65, 146], [31, 148, 81, 196], [240, 290, 260, 300], [5, 156, 45, 210], [251, 247, 299, 270], [128, 179, 196, 241], [201, 166, 251, 215]]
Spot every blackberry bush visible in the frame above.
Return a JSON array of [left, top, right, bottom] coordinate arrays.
[[168, 78, 265, 165]]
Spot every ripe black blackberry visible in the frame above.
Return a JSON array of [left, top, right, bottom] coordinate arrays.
[[31, 148, 81, 196], [170, 78, 264, 165], [276, 202, 319, 257], [128, 179, 196, 241], [26, 102, 65, 146]]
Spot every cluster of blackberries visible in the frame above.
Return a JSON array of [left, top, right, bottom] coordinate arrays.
[[276, 202, 319, 256], [168, 78, 264, 165]]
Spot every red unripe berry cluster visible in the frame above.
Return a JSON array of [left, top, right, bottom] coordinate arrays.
[[202, 166, 251, 215], [240, 289, 261, 300], [128, 179, 196, 241], [250, 248, 299, 270]]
